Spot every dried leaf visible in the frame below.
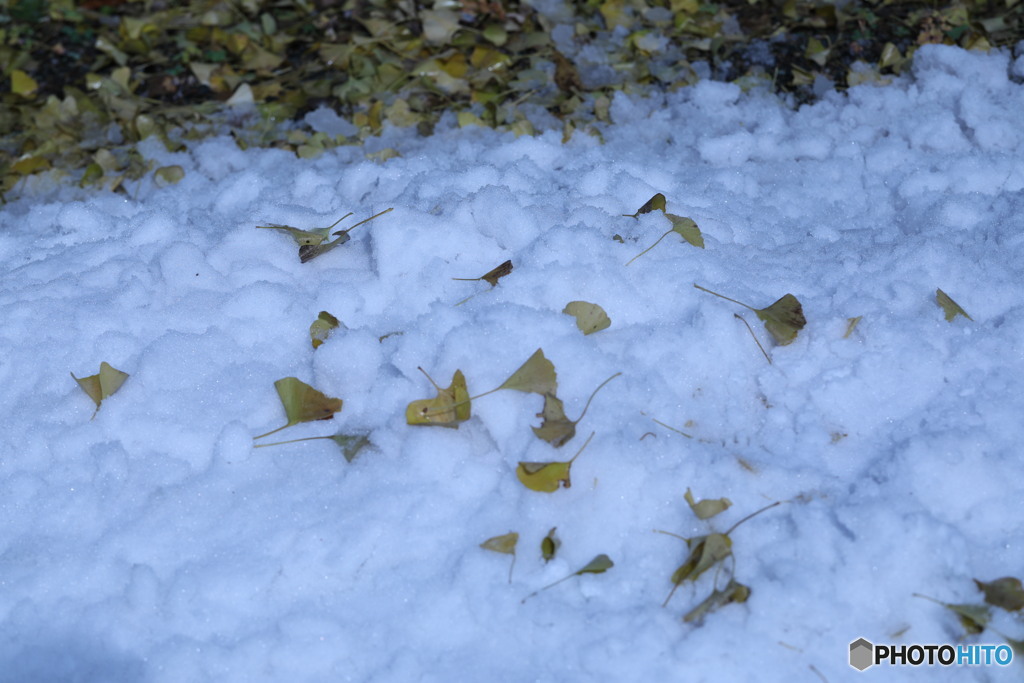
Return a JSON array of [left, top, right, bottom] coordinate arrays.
[[310, 311, 341, 349], [154, 165, 184, 187], [843, 316, 862, 339], [666, 214, 704, 248], [914, 593, 991, 634], [563, 301, 611, 335], [406, 368, 471, 428], [936, 288, 973, 322], [684, 488, 732, 520], [531, 374, 620, 447], [975, 577, 1024, 612], [452, 259, 512, 287], [254, 377, 343, 440], [71, 362, 129, 416], [328, 433, 371, 463]]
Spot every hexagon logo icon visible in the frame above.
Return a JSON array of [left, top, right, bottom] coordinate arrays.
[[850, 638, 874, 671]]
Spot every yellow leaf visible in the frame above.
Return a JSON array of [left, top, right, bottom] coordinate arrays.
[[516, 432, 593, 491], [563, 301, 611, 335], [310, 311, 341, 349], [71, 362, 129, 416], [406, 369, 471, 428], [684, 488, 732, 520], [498, 348, 557, 395], [936, 288, 973, 322], [254, 378, 342, 440], [11, 69, 38, 97]]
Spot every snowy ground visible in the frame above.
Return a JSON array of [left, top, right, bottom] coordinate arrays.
[[2, 44, 1024, 682]]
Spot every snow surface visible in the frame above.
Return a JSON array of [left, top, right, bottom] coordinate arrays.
[[2, 45, 1023, 682]]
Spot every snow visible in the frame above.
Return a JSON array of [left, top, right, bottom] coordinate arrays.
[[2, 44, 1023, 681]]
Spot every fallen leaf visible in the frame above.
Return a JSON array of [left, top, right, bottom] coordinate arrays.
[[522, 553, 614, 602], [563, 301, 611, 335], [452, 259, 513, 287], [481, 531, 519, 583], [498, 348, 558, 395], [153, 165, 184, 187], [936, 288, 973, 322], [694, 284, 806, 346], [254, 377, 343, 440], [914, 593, 990, 634], [11, 69, 38, 97], [252, 431, 371, 463], [71, 361, 129, 417], [531, 373, 621, 447], [626, 213, 703, 265], [684, 488, 732, 520], [310, 311, 341, 349], [541, 527, 560, 563], [406, 368, 471, 428], [625, 193, 667, 217], [975, 577, 1024, 612], [683, 579, 751, 624], [517, 432, 593, 492], [258, 208, 392, 263]]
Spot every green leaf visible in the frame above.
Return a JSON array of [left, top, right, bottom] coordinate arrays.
[[328, 433, 371, 463], [975, 577, 1024, 612], [936, 288, 973, 322], [71, 361, 129, 417], [310, 311, 341, 349], [914, 593, 991, 634], [563, 301, 611, 335], [11, 69, 39, 97], [683, 579, 750, 624], [406, 368, 471, 428], [684, 488, 732, 520], [498, 348, 557, 395], [254, 377, 343, 440]]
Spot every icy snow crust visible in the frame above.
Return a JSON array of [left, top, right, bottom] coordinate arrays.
[[1, 46, 1022, 681]]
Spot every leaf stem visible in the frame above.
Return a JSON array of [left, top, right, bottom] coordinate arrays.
[[734, 313, 771, 364], [253, 435, 332, 448], [625, 229, 671, 266], [335, 207, 394, 236], [574, 372, 622, 423], [253, 424, 289, 441], [693, 283, 756, 312], [568, 431, 595, 464], [724, 500, 782, 536]]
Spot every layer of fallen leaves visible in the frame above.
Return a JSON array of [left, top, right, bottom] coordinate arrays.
[[2, 0, 1022, 200]]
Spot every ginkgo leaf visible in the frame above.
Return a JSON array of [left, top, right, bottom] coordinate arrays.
[[936, 288, 973, 322], [563, 301, 611, 335], [310, 311, 341, 349], [453, 259, 513, 287], [254, 377, 343, 440], [624, 193, 666, 217], [661, 501, 781, 607], [531, 393, 576, 447], [252, 431, 371, 463], [666, 214, 704, 248], [71, 361, 129, 416], [481, 531, 519, 583], [756, 294, 806, 346], [517, 432, 593, 492], [684, 488, 732, 520], [915, 593, 990, 634], [522, 553, 614, 602], [694, 284, 806, 346], [975, 577, 1024, 612], [541, 527, 561, 563], [498, 348, 558, 395], [406, 368, 471, 428], [683, 579, 750, 624], [258, 208, 392, 263], [531, 373, 621, 447]]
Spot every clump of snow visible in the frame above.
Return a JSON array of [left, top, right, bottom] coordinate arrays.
[[1, 45, 1023, 681]]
